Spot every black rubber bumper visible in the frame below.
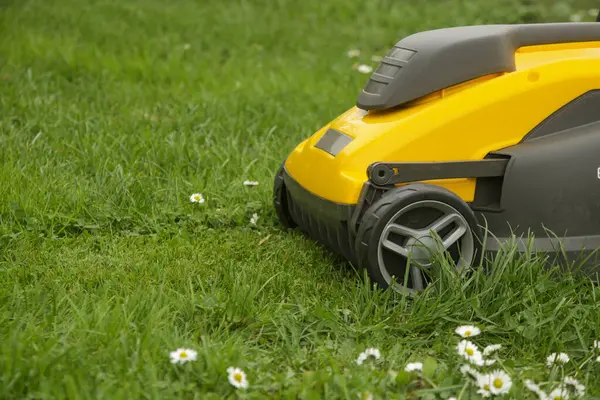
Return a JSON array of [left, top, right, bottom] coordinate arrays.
[[280, 168, 360, 265]]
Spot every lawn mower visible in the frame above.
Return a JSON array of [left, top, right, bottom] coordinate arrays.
[[273, 22, 600, 294]]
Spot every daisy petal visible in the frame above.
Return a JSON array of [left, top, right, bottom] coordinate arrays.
[[357, 64, 373, 74], [455, 325, 481, 338], [404, 362, 423, 372], [546, 352, 569, 367]]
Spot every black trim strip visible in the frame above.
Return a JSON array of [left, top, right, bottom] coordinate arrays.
[[367, 159, 509, 186]]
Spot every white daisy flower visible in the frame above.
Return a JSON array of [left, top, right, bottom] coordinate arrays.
[[593, 340, 600, 350], [357, 64, 373, 74], [597, 355, 600, 362], [476, 373, 493, 398], [455, 325, 481, 338], [483, 344, 502, 356], [488, 369, 512, 395], [356, 348, 380, 365], [358, 391, 373, 400], [460, 364, 479, 379], [448, 398, 457, 400], [473, 357, 497, 367], [169, 348, 197, 364], [243, 180, 259, 186], [546, 352, 570, 367], [347, 49, 361, 58], [189, 193, 205, 204], [562, 376, 585, 397], [250, 213, 259, 225], [548, 386, 569, 400], [227, 366, 249, 389], [404, 362, 423, 372], [524, 379, 546, 398], [457, 340, 483, 363]]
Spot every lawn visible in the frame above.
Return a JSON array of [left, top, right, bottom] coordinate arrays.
[[2, 0, 600, 398]]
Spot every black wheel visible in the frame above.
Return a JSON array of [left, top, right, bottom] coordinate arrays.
[[355, 183, 482, 295], [273, 163, 297, 229]]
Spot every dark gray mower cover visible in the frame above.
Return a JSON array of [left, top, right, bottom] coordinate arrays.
[[357, 23, 600, 111]]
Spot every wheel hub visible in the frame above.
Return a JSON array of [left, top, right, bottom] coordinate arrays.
[[405, 234, 440, 266]]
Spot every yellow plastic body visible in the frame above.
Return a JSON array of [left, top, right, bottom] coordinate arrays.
[[284, 41, 600, 205]]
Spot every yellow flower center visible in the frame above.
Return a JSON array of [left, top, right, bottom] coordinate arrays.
[[483, 384, 490, 390], [553, 397, 562, 400], [465, 330, 471, 336], [234, 373, 243, 383], [466, 348, 474, 356], [493, 379, 503, 388], [180, 351, 188, 358]]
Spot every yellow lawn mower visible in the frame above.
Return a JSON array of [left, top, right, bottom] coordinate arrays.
[[273, 22, 600, 294]]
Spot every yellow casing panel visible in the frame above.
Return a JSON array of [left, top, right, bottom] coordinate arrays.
[[284, 42, 600, 205]]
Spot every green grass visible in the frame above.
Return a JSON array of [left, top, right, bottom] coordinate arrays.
[[2, 0, 600, 398]]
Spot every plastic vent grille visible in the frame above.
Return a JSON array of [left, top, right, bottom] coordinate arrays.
[[387, 47, 416, 61], [314, 129, 353, 156], [375, 63, 401, 78], [364, 80, 387, 94]]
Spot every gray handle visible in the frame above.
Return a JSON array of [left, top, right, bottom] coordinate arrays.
[[357, 22, 600, 111]]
